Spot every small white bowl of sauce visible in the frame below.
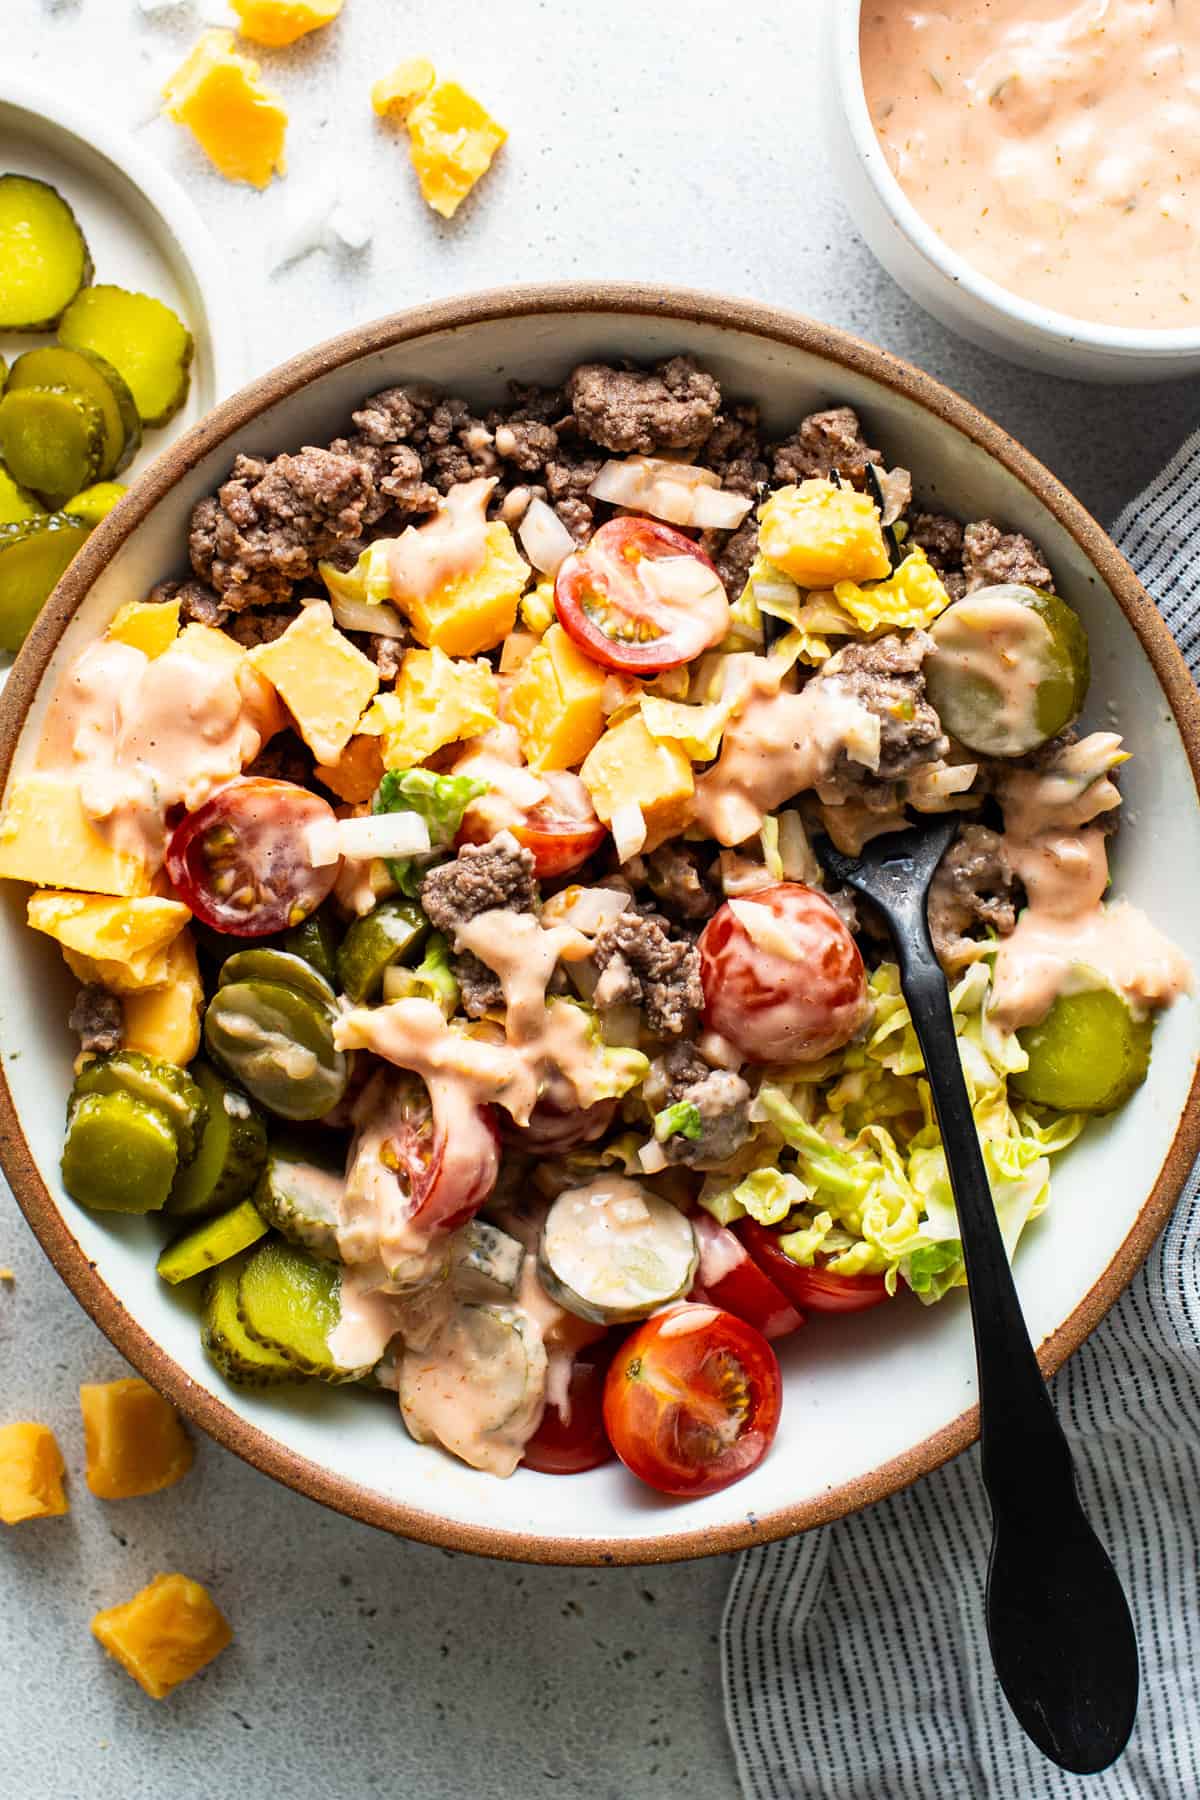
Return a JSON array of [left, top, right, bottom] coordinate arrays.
[[827, 0, 1200, 383]]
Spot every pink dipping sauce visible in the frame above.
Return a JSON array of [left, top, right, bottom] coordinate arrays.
[[860, 1, 1200, 328]]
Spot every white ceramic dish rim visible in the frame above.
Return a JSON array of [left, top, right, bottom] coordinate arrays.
[[832, 0, 1200, 359], [0, 75, 246, 402], [2, 282, 1199, 1565]]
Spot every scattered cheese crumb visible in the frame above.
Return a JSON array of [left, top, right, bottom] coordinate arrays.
[[406, 80, 507, 219], [0, 1422, 69, 1524], [92, 1574, 232, 1699], [80, 1378, 194, 1500], [162, 29, 288, 190], [0, 1268, 13, 1282], [231, 0, 344, 47], [371, 57, 436, 120]]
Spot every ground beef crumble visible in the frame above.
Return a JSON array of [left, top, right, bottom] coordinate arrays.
[[638, 843, 721, 923], [927, 824, 1018, 972], [69, 985, 123, 1056], [592, 912, 703, 1037], [420, 835, 539, 1018], [818, 630, 949, 783], [771, 406, 883, 486], [961, 519, 1054, 594], [642, 1043, 753, 1169], [567, 356, 721, 454]]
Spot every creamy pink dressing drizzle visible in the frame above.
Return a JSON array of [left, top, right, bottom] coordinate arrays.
[[989, 737, 1192, 1027], [927, 592, 1054, 756], [861, 1, 1200, 328], [37, 632, 273, 867], [387, 476, 494, 602]]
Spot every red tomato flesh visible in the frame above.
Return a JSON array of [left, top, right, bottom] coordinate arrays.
[[166, 778, 340, 937], [554, 517, 729, 674], [386, 1073, 500, 1236], [691, 1211, 804, 1340], [458, 772, 606, 878], [698, 882, 868, 1064], [736, 1219, 889, 1315], [523, 1346, 616, 1475], [603, 1303, 782, 1497]]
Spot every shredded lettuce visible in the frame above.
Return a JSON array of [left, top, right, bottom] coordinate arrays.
[[373, 767, 488, 896], [383, 932, 459, 1016], [319, 541, 395, 608], [654, 1100, 702, 1143]]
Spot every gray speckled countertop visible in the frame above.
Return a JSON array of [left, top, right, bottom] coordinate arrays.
[[3, 4, 1198, 1797]]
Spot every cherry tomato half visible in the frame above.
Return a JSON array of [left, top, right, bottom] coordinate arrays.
[[372, 1071, 500, 1236], [698, 883, 869, 1064], [554, 517, 730, 674], [523, 1343, 617, 1475], [603, 1303, 782, 1497], [691, 1211, 804, 1340], [459, 772, 605, 879], [166, 778, 340, 937], [736, 1219, 889, 1315]]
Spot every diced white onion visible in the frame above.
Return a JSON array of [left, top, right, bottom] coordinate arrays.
[[728, 897, 803, 962], [542, 885, 631, 935], [588, 456, 752, 530], [331, 812, 431, 863], [517, 496, 576, 576], [492, 763, 550, 810], [719, 851, 774, 896], [305, 818, 343, 869], [610, 803, 647, 864], [328, 202, 373, 253], [638, 1138, 669, 1174], [328, 592, 409, 638], [777, 809, 821, 883]]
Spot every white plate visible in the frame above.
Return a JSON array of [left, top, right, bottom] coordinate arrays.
[[1, 289, 1198, 1564], [0, 79, 244, 507]]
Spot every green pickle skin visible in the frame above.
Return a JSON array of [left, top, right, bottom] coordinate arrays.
[[61, 1089, 178, 1213], [926, 584, 1090, 758], [156, 1198, 269, 1285], [1012, 988, 1153, 1115], [335, 899, 429, 1004]]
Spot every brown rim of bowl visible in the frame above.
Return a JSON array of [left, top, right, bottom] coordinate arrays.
[[2, 281, 1198, 1567]]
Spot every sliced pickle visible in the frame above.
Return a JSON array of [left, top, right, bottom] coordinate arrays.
[[451, 1218, 525, 1302], [0, 386, 105, 506], [0, 463, 44, 525], [61, 1089, 177, 1213], [254, 1138, 344, 1260], [57, 283, 193, 427], [157, 1198, 269, 1285], [236, 1238, 369, 1383], [218, 946, 337, 1010], [62, 480, 126, 525], [281, 908, 339, 988], [539, 1180, 698, 1324], [1012, 987, 1152, 1115], [204, 979, 349, 1121], [167, 1063, 268, 1219], [74, 1049, 207, 1163], [335, 899, 428, 1004], [202, 1253, 299, 1387], [0, 175, 93, 331], [6, 345, 141, 477], [0, 511, 91, 652], [926, 584, 1090, 758]]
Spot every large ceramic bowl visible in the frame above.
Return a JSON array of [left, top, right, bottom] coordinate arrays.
[[2, 286, 1198, 1564], [823, 0, 1200, 384]]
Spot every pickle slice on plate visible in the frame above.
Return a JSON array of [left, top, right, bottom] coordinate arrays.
[[57, 283, 193, 428], [254, 1138, 344, 1261], [1012, 987, 1152, 1115], [281, 908, 340, 988], [157, 1198, 269, 1285], [926, 583, 1090, 758], [204, 978, 349, 1121], [167, 1062, 268, 1219], [335, 898, 428, 1003], [0, 386, 106, 506], [62, 481, 126, 526], [74, 1049, 208, 1163], [0, 175, 93, 331], [0, 512, 92, 653], [5, 345, 141, 478], [0, 464, 44, 526], [202, 1253, 299, 1387], [61, 1089, 178, 1213], [237, 1238, 371, 1383], [218, 946, 338, 1010]]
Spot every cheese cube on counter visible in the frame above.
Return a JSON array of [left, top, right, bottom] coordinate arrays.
[[0, 1422, 68, 1525], [162, 30, 288, 190]]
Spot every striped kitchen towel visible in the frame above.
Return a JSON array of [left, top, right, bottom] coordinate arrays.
[[722, 431, 1200, 1800]]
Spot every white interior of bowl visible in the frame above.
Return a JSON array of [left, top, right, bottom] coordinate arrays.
[[830, 1, 1200, 359], [3, 306, 1198, 1556]]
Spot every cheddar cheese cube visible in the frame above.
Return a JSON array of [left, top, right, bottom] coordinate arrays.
[[92, 1573, 232, 1700], [28, 892, 191, 993], [400, 523, 528, 658], [372, 57, 436, 120], [757, 479, 890, 590], [0, 774, 150, 897], [162, 30, 288, 190], [833, 545, 952, 631], [81, 1378, 193, 1501], [361, 647, 498, 768], [313, 734, 385, 805], [0, 1422, 68, 1525], [108, 598, 180, 660], [231, 0, 343, 48], [405, 80, 507, 220], [176, 622, 287, 745], [506, 624, 607, 772], [580, 715, 695, 851], [247, 601, 379, 766], [123, 931, 203, 1065]]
